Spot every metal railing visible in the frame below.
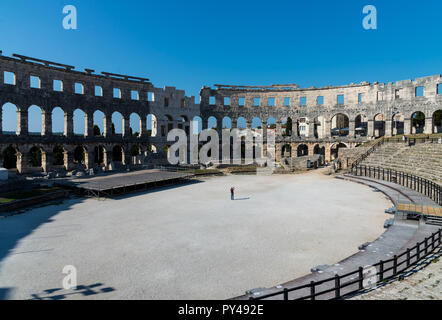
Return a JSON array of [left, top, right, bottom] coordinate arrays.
[[252, 228, 442, 300], [351, 165, 442, 206]]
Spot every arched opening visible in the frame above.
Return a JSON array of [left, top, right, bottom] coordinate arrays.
[[314, 144, 325, 156], [208, 116, 217, 130], [53, 146, 65, 166], [146, 114, 156, 136], [411, 111, 425, 134], [252, 117, 262, 129], [93, 110, 105, 136], [94, 146, 106, 165], [2, 145, 18, 169], [73, 146, 86, 165], [52, 107, 65, 136], [130, 113, 141, 137], [112, 112, 123, 135], [237, 117, 246, 129], [112, 145, 123, 163], [374, 113, 385, 137], [73, 109, 86, 136], [222, 117, 232, 129], [283, 117, 292, 136], [392, 113, 404, 135], [1, 103, 18, 135], [178, 115, 189, 135], [331, 113, 349, 136], [28, 105, 42, 135], [147, 114, 157, 137], [355, 114, 368, 137], [298, 118, 309, 137], [266, 117, 276, 129], [433, 110, 442, 133], [281, 144, 292, 158], [297, 144, 309, 157], [330, 143, 347, 160], [29, 146, 42, 169], [130, 145, 141, 165]]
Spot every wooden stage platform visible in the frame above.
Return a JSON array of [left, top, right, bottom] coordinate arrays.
[[55, 169, 195, 197]]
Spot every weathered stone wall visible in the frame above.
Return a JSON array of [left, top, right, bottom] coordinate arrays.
[[0, 53, 199, 173]]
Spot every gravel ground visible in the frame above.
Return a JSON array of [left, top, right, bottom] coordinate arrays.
[[0, 170, 391, 300]]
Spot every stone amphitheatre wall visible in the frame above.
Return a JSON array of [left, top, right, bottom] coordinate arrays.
[[0, 52, 199, 173], [1, 51, 442, 173], [200, 79, 442, 162]]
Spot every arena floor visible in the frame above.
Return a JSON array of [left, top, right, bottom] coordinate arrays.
[[0, 170, 391, 300]]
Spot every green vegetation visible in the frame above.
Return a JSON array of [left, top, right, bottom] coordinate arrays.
[[0, 187, 61, 204]]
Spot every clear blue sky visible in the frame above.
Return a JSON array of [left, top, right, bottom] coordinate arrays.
[[1, 0, 441, 132]]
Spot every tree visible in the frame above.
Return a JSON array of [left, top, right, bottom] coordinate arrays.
[[285, 117, 292, 136], [93, 125, 101, 136]]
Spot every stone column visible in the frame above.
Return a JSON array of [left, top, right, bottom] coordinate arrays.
[[17, 153, 29, 174], [424, 117, 433, 134], [324, 120, 331, 138], [385, 120, 392, 137], [42, 152, 52, 173], [308, 121, 315, 138], [140, 116, 147, 137], [276, 121, 282, 136], [292, 121, 298, 137], [122, 116, 131, 137], [64, 111, 73, 137], [64, 151, 74, 171], [17, 107, 28, 136], [104, 113, 113, 137], [349, 120, 356, 138], [42, 109, 52, 136], [325, 143, 331, 162], [85, 112, 94, 137], [0, 108, 2, 134], [85, 151, 94, 170], [404, 118, 411, 135], [367, 120, 374, 138], [275, 142, 282, 163]]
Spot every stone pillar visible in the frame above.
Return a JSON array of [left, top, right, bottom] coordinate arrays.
[[404, 118, 411, 135], [262, 125, 268, 158], [292, 121, 298, 137], [64, 112, 73, 137], [103, 150, 110, 168], [367, 120, 374, 138], [123, 116, 131, 137], [64, 151, 74, 171], [325, 143, 331, 162], [424, 117, 433, 134], [349, 120, 356, 137], [42, 109, 52, 136], [0, 108, 2, 134], [276, 121, 282, 136], [140, 116, 147, 137], [308, 122, 315, 138], [275, 142, 282, 162], [17, 153, 29, 174], [104, 113, 112, 137], [85, 112, 94, 137], [17, 108, 28, 136], [385, 120, 392, 137], [42, 152, 52, 173], [123, 151, 131, 166], [85, 151, 94, 170], [324, 120, 331, 138]]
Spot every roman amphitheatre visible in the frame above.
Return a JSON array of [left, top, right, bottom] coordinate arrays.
[[0, 52, 441, 300]]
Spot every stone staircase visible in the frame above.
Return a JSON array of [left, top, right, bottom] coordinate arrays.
[[360, 142, 442, 185]]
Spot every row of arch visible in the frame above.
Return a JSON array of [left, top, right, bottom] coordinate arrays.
[[0, 102, 196, 138], [0, 143, 159, 172]]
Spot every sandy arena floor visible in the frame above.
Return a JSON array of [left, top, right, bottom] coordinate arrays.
[[0, 170, 391, 300]]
